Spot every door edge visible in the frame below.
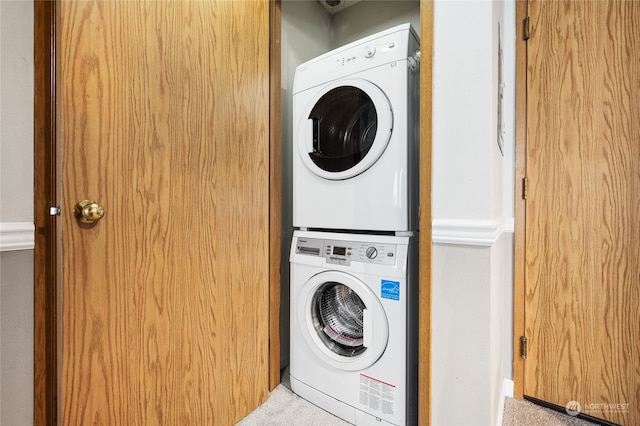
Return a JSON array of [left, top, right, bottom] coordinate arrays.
[[34, 0, 57, 424], [418, 1, 433, 425], [512, 0, 528, 400], [269, 0, 283, 392]]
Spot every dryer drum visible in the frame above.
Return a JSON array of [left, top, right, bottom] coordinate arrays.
[[314, 282, 367, 357], [308, 86, 378, 173]]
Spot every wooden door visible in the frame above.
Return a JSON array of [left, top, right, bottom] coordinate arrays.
[[523, 1, 640, 424], [57, 1, 271, 424]]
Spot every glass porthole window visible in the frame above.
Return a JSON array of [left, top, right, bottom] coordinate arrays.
[[297, 78, 393, 181], [308, 86, 378, 173], [312, 282, 367, 357], [297, 270, 389, 371]]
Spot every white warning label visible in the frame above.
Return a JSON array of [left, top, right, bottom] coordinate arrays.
[[359, 373, 396, 415]]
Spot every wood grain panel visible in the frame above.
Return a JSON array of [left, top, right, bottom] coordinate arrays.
[[419, 1, 433, 425], [58, 1, 270, 424], [524, 1, 639, 423]]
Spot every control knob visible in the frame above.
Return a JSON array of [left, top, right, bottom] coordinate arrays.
[[364, 45, 376, 58], [365, 247, 378, 259]]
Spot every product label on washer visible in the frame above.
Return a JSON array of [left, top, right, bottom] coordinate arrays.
[[359, 373, 395, 415], [381, 280, 400, 301]]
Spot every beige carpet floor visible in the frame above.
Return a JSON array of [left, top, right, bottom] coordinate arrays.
[[237, 391, 599, 426], [236, 383, 350, 426], [503, 397, 598, 426], [236, 370, 599, 426]]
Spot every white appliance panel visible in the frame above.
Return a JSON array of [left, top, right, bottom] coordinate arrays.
[[292, 23, 420, 232], [289, 230, 417, 425]]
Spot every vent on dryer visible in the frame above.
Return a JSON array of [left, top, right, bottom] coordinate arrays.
[[316, 0, 362, 15]]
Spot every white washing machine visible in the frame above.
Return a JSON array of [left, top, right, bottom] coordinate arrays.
[[292, 24, 420, 233], [289, 230, 418, 425]]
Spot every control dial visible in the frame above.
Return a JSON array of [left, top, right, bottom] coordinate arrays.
[[364, 45, 376, 58], [365, 247, 378, 259]]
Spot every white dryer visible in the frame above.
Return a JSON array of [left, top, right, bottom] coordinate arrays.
[[289, 230, 418, 425], [292, 24, 420, 233]]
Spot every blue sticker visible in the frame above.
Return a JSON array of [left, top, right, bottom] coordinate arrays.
[[381, 280, 400, 301]]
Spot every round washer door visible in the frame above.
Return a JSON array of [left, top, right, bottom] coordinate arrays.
[[297, 270, 389, 372], [297, 78, 393, 180]]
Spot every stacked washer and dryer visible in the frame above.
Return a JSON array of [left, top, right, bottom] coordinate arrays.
[[289, 24, 420, 426]]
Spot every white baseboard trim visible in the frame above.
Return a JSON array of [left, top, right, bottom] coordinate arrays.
[[0, 222, 35, 251], [432, 218, 514, 247], [496, 378, 515, 426]]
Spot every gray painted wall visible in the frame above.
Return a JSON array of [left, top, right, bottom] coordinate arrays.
[[431, 2, 515, 424], [1, 0, 34, 223], [0, 251, 34, 425], [0, 1, 35, 425]]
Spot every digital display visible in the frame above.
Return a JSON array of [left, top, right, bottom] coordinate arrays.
[[332, 246, 347, 256]]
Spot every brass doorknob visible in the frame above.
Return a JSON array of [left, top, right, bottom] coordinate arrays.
[[73, 200, 105, 224]]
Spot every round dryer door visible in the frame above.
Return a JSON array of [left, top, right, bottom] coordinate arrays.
[[297, 78, 393, 180], [297, 271, 389, 372]]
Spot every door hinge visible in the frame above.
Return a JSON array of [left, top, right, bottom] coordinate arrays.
[[522, 177, 528, 200], [523, 16, 531, 40], [520, 336, 528, 359]]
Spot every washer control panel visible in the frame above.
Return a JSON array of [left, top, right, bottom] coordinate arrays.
[[334, 41, 397, 69], [296, 237, 397, 266]]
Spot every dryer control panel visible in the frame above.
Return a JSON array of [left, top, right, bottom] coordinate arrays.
[[296, 237, 397, 266]]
